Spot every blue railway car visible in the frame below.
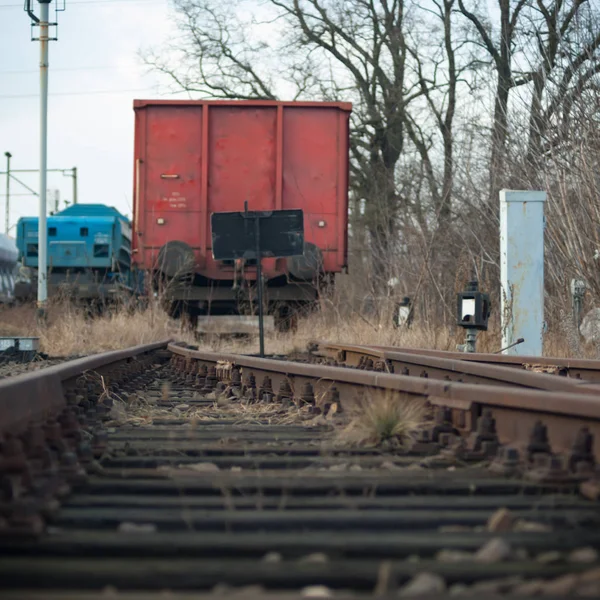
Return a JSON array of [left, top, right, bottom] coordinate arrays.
[[14, 204, 138, 303], [0, 233, 18, 304]]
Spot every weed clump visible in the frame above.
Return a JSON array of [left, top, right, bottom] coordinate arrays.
[[338, 391, 428, 448]]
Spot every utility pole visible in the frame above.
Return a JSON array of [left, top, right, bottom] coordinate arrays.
[[25, 0, 62, 319], [38, 0, 52, 319], [38, 0, 50, 318], [71, 166, 77, 204], [4, 152, 11, 234]]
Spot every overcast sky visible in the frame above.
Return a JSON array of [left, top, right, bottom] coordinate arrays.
[[0, 0, 503, 241], [0, 0, 188, 236]]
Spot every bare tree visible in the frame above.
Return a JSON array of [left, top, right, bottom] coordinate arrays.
[[148, 0, 446, 286], [145, 1, 280, 99], [145, 0, 600, 334], [457, 0, 532, 199], [519, 1, 600, 170]]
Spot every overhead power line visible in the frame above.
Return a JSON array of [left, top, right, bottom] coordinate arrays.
[[0, 87, 157, 99], [0, 64, 145, 74], [0, 0, 165, 7]]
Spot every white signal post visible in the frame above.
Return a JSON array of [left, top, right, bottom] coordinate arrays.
[[500, 190, 546, 356]]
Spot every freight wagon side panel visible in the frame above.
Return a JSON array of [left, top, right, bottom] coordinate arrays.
[[208, 106, 276, 214], [282, 106, 349, 273], [134, 105, 204, 270], [132, 100, 351, 281]]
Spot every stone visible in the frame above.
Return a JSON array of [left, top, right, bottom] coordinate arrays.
[[175, 403, 190, 410], [474, 538, 512, 563], [576, 582, 600, 597], [349, 464, 363, 471], [511, 579, 545, 596], [211, 583, 230, 596], [231, 585, 264, 596], [329, 463, 349, 471], [568, 547, 599, 563], [109, 404, 127, 423], [117, 522, 157, 533], [580, 567, 600, 582], [160, 382, 171, 401], [406, 463, 424, 470], [469, 576, 523, 594], [230, 466, 242, 472], [513, 519, 552, 533], [580, 479, 600, 501], [186, 462, 220, 472], [435, 549, 473, 563], [486, 507, 515, 532], [301, 586, 333, 598], [381, 460, 401, 470], [216, 394, 230, 407], [438, 525, 472, 533], [298, 552, 329, 564], [398, 573, 446, 597], [262, 552, 282, 563], [448, 583, 469, 596], [374, 560, 395, 595], [540, 573, 578, 595], [535, 551, 563, 564], [101, 586, 119, 598]]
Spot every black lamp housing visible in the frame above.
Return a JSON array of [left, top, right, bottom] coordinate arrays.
[[456, 280, 491, 331]]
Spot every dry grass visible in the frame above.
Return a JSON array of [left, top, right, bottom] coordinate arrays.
[[0, 299, 196, 356], [0, 294, 596, 358], [337, 390, 429, 448], [211, 301, 595, 358], [105, 385, 314, 428]]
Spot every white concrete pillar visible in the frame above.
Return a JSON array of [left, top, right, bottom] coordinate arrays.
[[500, 190, 546, 356]]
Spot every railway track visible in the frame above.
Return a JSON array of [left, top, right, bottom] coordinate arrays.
[[1, 340, 600, 598], [311, 341, 600, 382]]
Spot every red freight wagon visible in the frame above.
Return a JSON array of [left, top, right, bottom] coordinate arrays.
[[132, 99, 351, 327]]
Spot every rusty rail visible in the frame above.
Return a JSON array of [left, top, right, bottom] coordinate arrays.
[[1, 338, 600, 595], [0, 340, 170, 437], [310, 341, 600, 393], [372, 344, 600, 381], [168, 343, 600, 469]]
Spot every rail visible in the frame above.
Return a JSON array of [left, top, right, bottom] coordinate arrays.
[[168, 342, 600, 464], [310, 341, 600, 391], [0, 339, 599, 596], [0, 340, 170, 436], [374, 344, 600, 381]]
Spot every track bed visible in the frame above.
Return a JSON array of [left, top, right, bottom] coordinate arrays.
[[1, 342, 600, 597]]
